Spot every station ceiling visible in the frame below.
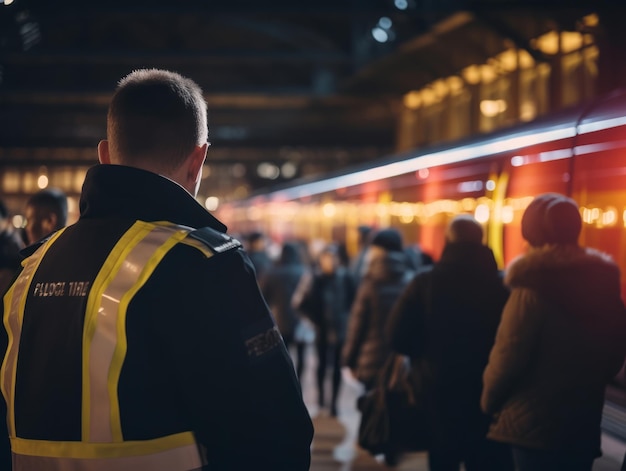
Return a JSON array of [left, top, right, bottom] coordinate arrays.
[[0, 0, 607, 195]]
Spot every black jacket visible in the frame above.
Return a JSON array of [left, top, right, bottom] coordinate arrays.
[[387, 242, 509, 445], [0, 164, 313, 470]]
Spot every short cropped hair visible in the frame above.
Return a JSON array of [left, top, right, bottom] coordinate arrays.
[[107, 69, 208, 172], [445, 215, 483, 245], [27, 188, 68, 229]]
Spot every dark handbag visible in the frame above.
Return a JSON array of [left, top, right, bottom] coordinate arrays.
[[357, 354, 431, 455]]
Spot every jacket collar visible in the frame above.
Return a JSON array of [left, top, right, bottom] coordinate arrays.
[[79, 164, 227, 232]]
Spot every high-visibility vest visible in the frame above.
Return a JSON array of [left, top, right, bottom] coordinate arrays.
[[1, 221, 210, 471]]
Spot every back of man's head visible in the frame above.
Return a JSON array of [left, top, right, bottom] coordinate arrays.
[[445, 215, 483, 245], [107, 69, 208, 173]]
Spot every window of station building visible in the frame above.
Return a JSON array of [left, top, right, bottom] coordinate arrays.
[[448, 87, 471, 140], [479, 74, 511, 133], [519, 63, 550, 122], [561, 43, 598, 107]]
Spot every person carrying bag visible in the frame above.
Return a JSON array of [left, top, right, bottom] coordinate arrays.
[[357, 353, 431, 463]]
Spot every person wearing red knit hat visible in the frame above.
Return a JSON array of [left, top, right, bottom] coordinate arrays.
[[482, 193, 626, 471]]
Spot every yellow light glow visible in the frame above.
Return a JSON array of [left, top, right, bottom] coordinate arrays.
[[602, 207, 617, 227], [323, 203, 336, 218], [421, 88, 437, 106], [480, 64, 497, 83], [399, 214, 414, 224], [583, 13, 599, 28], [561, 31, 583, 54], [480, 99, 507, 117], [432, 79, 448, 97], [461, 198, 475, 211], [519, 50, 535, 69], [11, 215, 24, 228], [447, 76, 464, 93], [498, 49, 518, 72], [205, 196, 219, 211], [37, 175, 48, 189], [520, 101, 537, 122], [501, 206, 514, 224], [474, 204, 490, 223], [376, 204, 388, 218], [462, 65, 481, 85], [403, 91, 422, 110], [534, 31, 559, 55]]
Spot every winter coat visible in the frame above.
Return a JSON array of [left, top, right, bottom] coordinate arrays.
[[343, 250, 412, 387], [387, 242, 509, 445], [481, 245, 626, 455], [297, 266, 354, 344], [261, 245, 308, 339]]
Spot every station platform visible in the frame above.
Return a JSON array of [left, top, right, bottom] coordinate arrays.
[[295, 345, 626, 471]]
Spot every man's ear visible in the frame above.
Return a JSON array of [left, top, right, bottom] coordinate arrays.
[[187, 143, 208, 183], [98, 140, 111, 164]]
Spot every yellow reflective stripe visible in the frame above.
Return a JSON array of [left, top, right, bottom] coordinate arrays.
[[81, 222, 156, 442], [0, 283, 17, 437], [108, 226, 190, 441], [12, 444, 203, 471], [179, 236, 215, 258], [83, 222, 192, 443], [11, 431, 197, 459], [0, 229, 66, 437]]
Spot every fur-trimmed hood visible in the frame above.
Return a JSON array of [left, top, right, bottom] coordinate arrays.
[[505, 245, 620, 311]]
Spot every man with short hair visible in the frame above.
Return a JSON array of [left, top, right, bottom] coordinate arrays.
[[0, 69, 313, 471], [24, 188, 68, 245]]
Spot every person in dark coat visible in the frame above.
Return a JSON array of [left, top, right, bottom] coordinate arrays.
[[482, 193, 626, 471], [296, 243, 355, 416], [245, 231, 272, 282], [261, 241, 309, 378], [387, 215, 513, 471], [343, 228, 413, 390]]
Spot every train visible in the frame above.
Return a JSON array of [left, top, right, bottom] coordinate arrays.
[[218, 88, 626, 294], [218, 88, 626, 441]]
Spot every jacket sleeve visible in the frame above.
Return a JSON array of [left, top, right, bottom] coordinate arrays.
[[166, 248, 313, 471], [342, 281, 371, 369], [386, 273, 426, 358], [481, 287, 545, 415]]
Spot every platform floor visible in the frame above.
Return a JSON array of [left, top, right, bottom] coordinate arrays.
[[295, 344, 625, 471]]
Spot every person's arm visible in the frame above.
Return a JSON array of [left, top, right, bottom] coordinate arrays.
[[341, 282, 371, 370], [169, 248, 313, 471], [481, 287, 544, 415]]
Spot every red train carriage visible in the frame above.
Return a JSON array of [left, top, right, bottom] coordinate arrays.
[[220, 88, 626, 295]]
